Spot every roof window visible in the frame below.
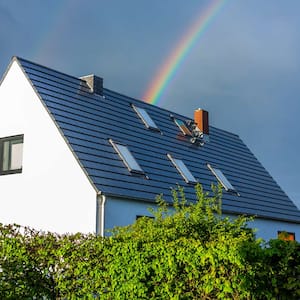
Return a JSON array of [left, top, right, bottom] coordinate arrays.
[[174, 118, 192, 136], [167, 154, 197, 184], [207, 164, 239, 195], [132, 105, 159, 131], [110, 139, 144, 174]]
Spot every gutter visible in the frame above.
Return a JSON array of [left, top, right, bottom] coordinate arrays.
[[96, 194, 106, 236]]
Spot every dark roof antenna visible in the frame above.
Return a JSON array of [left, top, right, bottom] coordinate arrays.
[[186, 119, 205, 146]]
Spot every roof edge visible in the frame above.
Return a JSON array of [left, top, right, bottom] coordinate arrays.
[[12, 56, 101, 195], [0, 56, 18, 87], [100, 192, 300, 224], [14, 56, 82, 82]]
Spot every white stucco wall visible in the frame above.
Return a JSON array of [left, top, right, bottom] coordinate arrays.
[[0, 60, 97, 233], [104, 196, 300, 241]]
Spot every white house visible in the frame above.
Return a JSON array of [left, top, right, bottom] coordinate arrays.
[[1, 56, 299, 240]]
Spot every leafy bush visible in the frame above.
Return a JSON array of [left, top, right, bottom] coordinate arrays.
[[0, 184, 299, 299], [108, 184, 261, 299], [260, 238, 300, 299]]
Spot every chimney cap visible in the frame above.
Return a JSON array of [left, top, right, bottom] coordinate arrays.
[[80, 74, 103, 95]]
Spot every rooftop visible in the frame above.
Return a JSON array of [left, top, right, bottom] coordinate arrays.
[[12, 56, 300, 223]]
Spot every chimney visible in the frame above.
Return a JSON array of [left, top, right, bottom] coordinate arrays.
[[81, 74, 103, 96], [194, 108, 209, 135]]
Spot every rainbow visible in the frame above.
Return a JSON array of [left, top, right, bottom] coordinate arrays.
[[34, 1, 77, 61], [143, 0, 227, 105]]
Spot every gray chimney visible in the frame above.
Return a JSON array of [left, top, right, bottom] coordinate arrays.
[[80, 74, 103, 96]]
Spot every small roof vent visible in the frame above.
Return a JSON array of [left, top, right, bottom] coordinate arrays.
[[80, 74, 103, 95]]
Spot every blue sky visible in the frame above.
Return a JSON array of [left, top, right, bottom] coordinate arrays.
[[1, 0, 299, 209]]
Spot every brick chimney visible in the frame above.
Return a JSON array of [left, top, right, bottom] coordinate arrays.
[[81, 74, 103, 96], [194, 108, 209, 135]]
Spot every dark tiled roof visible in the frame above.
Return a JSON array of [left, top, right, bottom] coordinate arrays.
[[16, 57, 300, 223]]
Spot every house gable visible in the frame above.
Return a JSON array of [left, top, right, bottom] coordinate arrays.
[[0, 59, 96, 233]]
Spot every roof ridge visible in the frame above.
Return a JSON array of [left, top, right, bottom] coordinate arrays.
[[14, 56, 83, 83]]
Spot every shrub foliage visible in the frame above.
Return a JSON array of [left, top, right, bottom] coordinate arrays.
[[0, 184, 299, 299]]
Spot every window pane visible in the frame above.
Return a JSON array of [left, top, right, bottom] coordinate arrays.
[[212, 168, 234, 191], [0, 135, 24, 174], [174, 119, 192, 135], [113, 142, 144, 173], [134, 106, 159, 130], [173, 158, 196, 183], [168, 154, 196, 183], [2, 141, 10, 171], [208, 164, 236, 192], [10, 142, 23, 170]]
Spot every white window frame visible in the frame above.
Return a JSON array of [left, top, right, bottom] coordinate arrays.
[[207, 163, 239, 195], [174, 118, 192, 136], [167, 153, 197, 184], [110, 139, 144, 174], [132, 105, 160, 131]]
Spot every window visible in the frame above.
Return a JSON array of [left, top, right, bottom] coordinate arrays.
[[174, 118, 192, 136], [132, 105, 159, 131], [110, 139, 144, 174], [0, 135, 24, 175], [136, 215, 154, 220], [167, 154, 197, 184], [278, 231, 295, 241], [207, 164, 239, 195]]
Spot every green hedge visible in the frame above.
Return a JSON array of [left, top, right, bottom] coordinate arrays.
[[0, 184, 299, 299]]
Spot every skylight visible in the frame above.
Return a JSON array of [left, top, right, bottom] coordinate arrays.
[[207, 164, 239, 195], [167, 154, 197, 183], [110, 140, 144, 174], [133, 105, 159, 130], [174, 118, 192, 136]]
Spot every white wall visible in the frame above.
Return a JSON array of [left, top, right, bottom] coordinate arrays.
[[0, 60, 97, 233], [104, 196, 300, 241]]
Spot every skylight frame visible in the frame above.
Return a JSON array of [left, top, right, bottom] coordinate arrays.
[[174, 118, 192, 136], [110, 139, 144, 174], [207, 163, 239, 195], [132, 105, 160, 131], [167, 153, 197, 184]]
